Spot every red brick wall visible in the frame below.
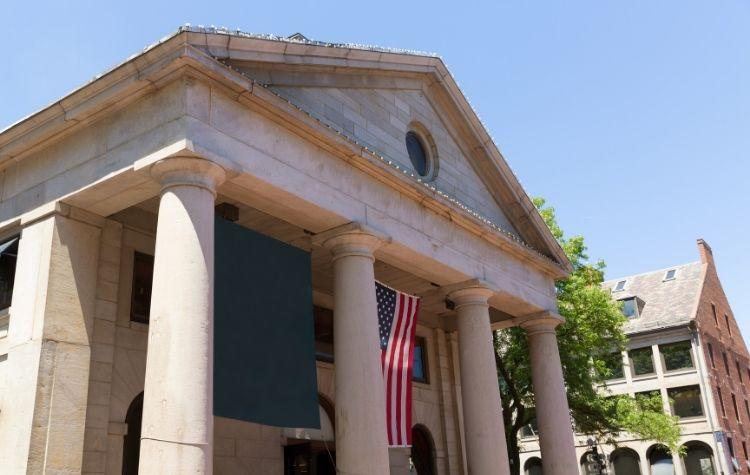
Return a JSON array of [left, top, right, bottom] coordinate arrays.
[[695, 239, 750, 470]]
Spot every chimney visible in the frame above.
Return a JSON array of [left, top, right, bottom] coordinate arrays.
[[697, 238, 714, 267]]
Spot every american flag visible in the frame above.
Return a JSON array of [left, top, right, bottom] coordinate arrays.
[[376, 281, 420, 447]]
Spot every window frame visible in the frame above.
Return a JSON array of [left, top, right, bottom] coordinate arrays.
[[613, 280, 626, 292], [659, 340, 695, 372], [667, 385, 705, 419], [629, 346, 656, 377], [0, 234, 21, 313], [412, 335, 430, 384], [129, 251, 154, 324], [619, 297, 640, 319], [663, 269, 677, 281]]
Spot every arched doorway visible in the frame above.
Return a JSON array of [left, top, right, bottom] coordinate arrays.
[[681, 441, 716, 475], [283, 395, 336, 475], [122, 392, 143, 475], [610, 447, 640, 475], [524, 457, 543, 475], [411, 424, 436, 475], [648, 445, 674, 475]]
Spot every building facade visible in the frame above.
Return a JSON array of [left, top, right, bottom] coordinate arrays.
[[519, 240, 749, 475], [0, 27, 578, 474]]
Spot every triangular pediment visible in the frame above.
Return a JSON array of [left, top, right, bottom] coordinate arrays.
[[231, 64, 521, 239], [217, 52, 566, 267]]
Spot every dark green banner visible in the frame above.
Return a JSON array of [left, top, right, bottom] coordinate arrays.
[[214, 216, 320, 429]]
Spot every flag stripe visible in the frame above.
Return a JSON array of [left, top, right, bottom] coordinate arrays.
[[377, 281, 420, 447]]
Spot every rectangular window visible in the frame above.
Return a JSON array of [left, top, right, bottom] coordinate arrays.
[[635, 390, 663, 410], [664, 269, 676, 281], [733, 393, 740, 420], [726, 314, 732, 336], [614, 280, 626, 292], [630, 347, 655, 376], [724, 352, 731, 376], [412, 336, 429, 383], [728, 437, 735, 457], [601, 352, 624, 379], [129, 252, 154, 324], [660, 340, 694, 371], [313, 306, 334, 362], [620, 298, 638, 318], [0, 236, 19, 311], [668, 385, 704, 418], [718, 387, 727, 417], [520, 416, 539, 438], [743, 441, 748, 459], [745, 400, 750, 420], [708, 343, 716, 368], [712, 304, 719, 326], [738, 361, 744, 383]]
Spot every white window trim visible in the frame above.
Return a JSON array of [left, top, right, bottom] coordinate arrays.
[[663, 269, 678, 281], [613, 280, 627, 292]]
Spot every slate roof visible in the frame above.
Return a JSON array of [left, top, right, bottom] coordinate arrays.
[[602, 261, 705, 335]]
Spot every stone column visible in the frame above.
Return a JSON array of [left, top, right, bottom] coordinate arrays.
[[139, 157, 226, 474], [315, 223, 390, 475], [520, 313, 577, 475], [448, 282, 511, 475]]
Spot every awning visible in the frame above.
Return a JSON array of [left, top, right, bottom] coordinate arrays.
[[0, 237, 18, 257]]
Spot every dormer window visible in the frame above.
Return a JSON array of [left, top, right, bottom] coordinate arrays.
[[620, 297, 641, 318], [613, 280, 626, 292], [664, 269, 677, 281]]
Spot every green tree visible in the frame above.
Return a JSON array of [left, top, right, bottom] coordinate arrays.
[[497, 198, 681, 474]]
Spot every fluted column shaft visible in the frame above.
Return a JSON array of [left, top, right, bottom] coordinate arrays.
[[316, 224, 390, 475], [449, 284, 511, 475], [521, 314, 577, 475], [139, 157, 226, 474]]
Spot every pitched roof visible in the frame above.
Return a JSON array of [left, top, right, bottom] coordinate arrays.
[[0, 25, 572, 276], [602, 261, 705, 334]]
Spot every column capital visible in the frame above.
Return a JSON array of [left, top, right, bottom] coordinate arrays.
[[446, 279, 494, 310], [518, 311, 564, 335], [312, 222, 390, 262], [150, 156, 227, 196]]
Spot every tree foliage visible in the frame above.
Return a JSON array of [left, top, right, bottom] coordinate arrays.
[[496, 198, 681, 473]]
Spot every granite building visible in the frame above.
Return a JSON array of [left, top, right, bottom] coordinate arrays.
[[0, 27, 578, 474]]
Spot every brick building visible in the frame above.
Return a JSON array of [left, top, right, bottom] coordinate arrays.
[[519, 239, 748, 475]]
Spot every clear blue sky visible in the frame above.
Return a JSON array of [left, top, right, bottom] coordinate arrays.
[[3, 1, 749, 337]]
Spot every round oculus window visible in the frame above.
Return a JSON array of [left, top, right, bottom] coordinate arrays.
[[405, 131, 430, 177]]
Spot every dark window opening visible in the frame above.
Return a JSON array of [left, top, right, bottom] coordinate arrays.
[[630, 347, 655, 376], [732, 394, 740, 421], [130, 252, 154, 324], [405, 131, 429, 177], [743, 441, 748, 459], [660, 340, 694, 371], [520, 413, 539, 438], [601, 352, 624, 380], [723, 352, 731, 376], [745, 400, 750, 420], [668, 385, 703, 418], [708, 343, 716, 368], [0, 236, 20, 311], [738, 362, 744, 383], [712, 304, 718, 326], [412, 336, 429, 384], [726, 314, 732, 336], [613, 280, 626, 292], [664, 269, 676, 280], [314, 306, 334, 362], [718, 387, 726, 417]]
